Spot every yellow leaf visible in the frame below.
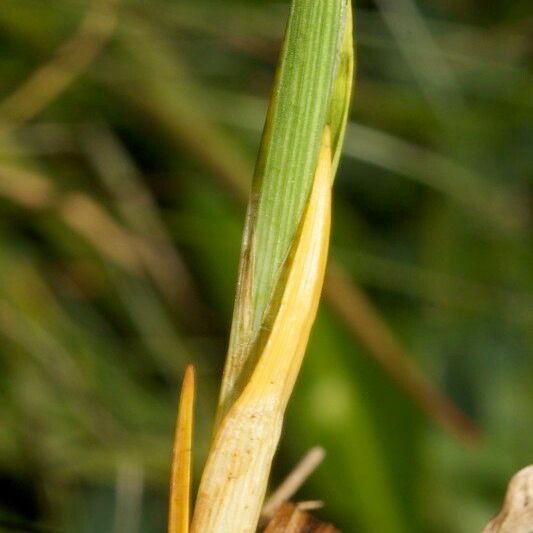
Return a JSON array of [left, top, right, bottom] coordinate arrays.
[[191, 126, 332, 533], [168, 364, 195, 533]]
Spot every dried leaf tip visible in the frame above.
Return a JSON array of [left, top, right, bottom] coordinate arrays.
[[168, 364, 195, 533]]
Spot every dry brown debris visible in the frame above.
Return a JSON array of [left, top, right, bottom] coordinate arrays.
[[263, 503, 339, 533]]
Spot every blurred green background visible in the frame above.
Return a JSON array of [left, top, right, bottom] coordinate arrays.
[[0, 0, 531, 531]]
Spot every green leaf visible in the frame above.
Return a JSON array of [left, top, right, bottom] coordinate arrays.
[[329, 2, 355, 175], [219, 0, 354, 419]]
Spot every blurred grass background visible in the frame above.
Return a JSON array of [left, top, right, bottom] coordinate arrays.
[[0, 0, 531, 531]]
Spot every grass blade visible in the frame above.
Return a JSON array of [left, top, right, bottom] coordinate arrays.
[[219, 0, 352, 422], [168, 364, 195, 533], [191, 127, 332, 533]]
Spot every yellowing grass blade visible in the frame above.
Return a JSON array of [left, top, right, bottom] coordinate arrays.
[[218, 1, 351, 422], [168, 364, 195, 533], [191, 127, 332, 533]]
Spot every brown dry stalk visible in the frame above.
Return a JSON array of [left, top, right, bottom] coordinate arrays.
[[263, 503, 339, 533], [324, 262, 480, 444], [261, 447, 326, 522]]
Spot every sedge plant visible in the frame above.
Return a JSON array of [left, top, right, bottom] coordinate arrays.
[[169, 1, 354, 531]]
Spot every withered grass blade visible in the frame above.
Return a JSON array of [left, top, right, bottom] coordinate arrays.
[[168, 364, 195, 533], [190, 127, 332, 533]]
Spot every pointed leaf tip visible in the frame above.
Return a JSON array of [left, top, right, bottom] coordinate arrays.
[[168, 364, 195, 533]]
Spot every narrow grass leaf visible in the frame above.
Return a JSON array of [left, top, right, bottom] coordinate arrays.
[[219, 0, 352, 422], [191, 127, 332, 533], [168, 364, 195, 533]]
